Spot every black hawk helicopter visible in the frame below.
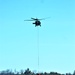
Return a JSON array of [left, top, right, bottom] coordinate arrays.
[[24, 17, 50, 27]]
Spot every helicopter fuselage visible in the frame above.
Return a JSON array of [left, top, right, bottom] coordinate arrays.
[[33, 20, 41, 27]]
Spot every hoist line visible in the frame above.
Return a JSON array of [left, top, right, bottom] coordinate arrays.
[[37, 27, 39, 73]]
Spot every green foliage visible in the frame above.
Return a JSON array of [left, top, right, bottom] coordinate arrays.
[[0, 68, 74, 75]]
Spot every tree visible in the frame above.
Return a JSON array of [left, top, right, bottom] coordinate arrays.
[[73, 70, 75, 75], [24, 68, 31, 75]]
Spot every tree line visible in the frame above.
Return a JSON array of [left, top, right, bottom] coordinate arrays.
[[0, 68, 75, 75]]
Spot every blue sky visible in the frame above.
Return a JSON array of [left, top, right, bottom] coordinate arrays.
[[0, 0, 75, 74]]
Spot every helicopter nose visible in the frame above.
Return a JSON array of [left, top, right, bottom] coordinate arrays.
[[33, 23, 35, 24]]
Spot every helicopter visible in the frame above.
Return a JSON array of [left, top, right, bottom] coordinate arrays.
[[24, 17, 50, 27]]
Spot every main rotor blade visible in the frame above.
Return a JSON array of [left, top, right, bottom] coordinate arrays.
[[38, 17, 51, 20], [31, 18, 38, 20], [24, 17, 51, 21], [31, 18, 35, 20]]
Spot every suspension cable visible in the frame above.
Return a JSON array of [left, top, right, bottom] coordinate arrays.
[[37, 26, 40, 74]]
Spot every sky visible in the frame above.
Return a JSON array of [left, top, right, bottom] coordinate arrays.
[[0, 0, 75, 74]]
